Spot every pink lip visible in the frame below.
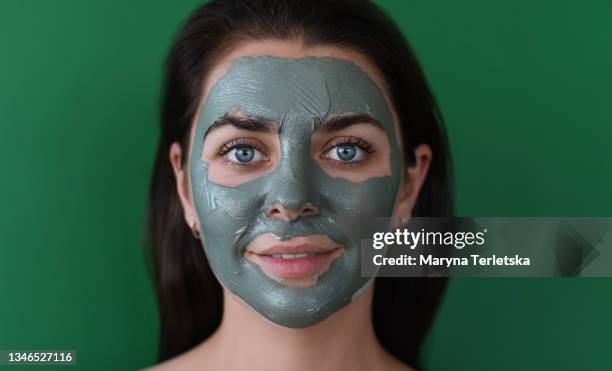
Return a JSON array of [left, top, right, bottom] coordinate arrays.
[[244, 234, 345, 280]]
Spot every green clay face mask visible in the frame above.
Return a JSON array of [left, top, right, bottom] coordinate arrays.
[[190, 56, 403, 328]]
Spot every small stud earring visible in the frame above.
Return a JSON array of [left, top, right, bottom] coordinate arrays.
[[400, 217, 410, 226], [191, 222, 201, 239]]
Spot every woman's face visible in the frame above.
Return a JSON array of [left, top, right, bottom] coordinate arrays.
[[172, 40, 430, 328]]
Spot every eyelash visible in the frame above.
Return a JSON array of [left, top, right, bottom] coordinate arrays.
[[214, 136, 374, 167], [322, 136, 375, 166], [216, 138, 268, 166]]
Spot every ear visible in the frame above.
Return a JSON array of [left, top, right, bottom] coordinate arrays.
[[169, 142, 199, 231], [393, 144, 432, 223]]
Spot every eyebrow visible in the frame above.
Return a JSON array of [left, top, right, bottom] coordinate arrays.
[[313, 113, 384, 133], [205, 112, 384, 138], [205, 113, 277, 138]]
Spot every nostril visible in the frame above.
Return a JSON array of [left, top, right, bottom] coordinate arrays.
[[266, 202, 319, 221], [266, 203, 293, 221], [300, 204, 319, 216], [266, 206, 283, 218]]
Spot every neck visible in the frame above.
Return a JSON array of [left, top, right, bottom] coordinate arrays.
[[199, 282, 396, 371]]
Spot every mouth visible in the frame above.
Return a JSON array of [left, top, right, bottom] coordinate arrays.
[[244, 234, 346, 287]]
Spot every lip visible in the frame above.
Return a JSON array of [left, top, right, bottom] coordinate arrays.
[[244, 234, 346, 283]]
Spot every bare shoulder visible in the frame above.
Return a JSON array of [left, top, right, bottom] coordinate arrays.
[[140, 342, 213, 371], [141, 352, 195, 371]]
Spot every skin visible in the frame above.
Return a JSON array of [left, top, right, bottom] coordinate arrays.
[[154, 39, 431, 371]]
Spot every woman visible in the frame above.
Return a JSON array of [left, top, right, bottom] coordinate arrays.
[[146, 0, 453, 369]]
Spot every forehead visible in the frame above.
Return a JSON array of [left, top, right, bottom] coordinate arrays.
[[200, 56, 395, 132]]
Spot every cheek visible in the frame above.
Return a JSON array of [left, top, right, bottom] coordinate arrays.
[[319, 175, 399, 217], [190, 156, 261, 240], [207, 161, 276, 187], [194, 180, 266, 232]]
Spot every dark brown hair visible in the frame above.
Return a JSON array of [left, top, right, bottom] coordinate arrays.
[[146, 0, 454, 368]]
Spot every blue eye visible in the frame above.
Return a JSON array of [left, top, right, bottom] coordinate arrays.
[[234, 146, 254, 162], [336, 145, 357, 161], [326, 144, 365, 162], [228, 146, 263, 164]]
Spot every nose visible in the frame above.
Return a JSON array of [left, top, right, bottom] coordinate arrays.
[[264, 136, 319, 222], [266, 201, 319, 222]]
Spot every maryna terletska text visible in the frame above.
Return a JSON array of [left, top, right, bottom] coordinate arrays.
[[373, 254, 531, 267]]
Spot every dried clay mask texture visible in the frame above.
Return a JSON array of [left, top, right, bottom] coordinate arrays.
[[190, 56, 403, 327]]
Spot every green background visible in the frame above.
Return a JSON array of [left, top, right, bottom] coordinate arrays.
[[0, 1, 610, 370]]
